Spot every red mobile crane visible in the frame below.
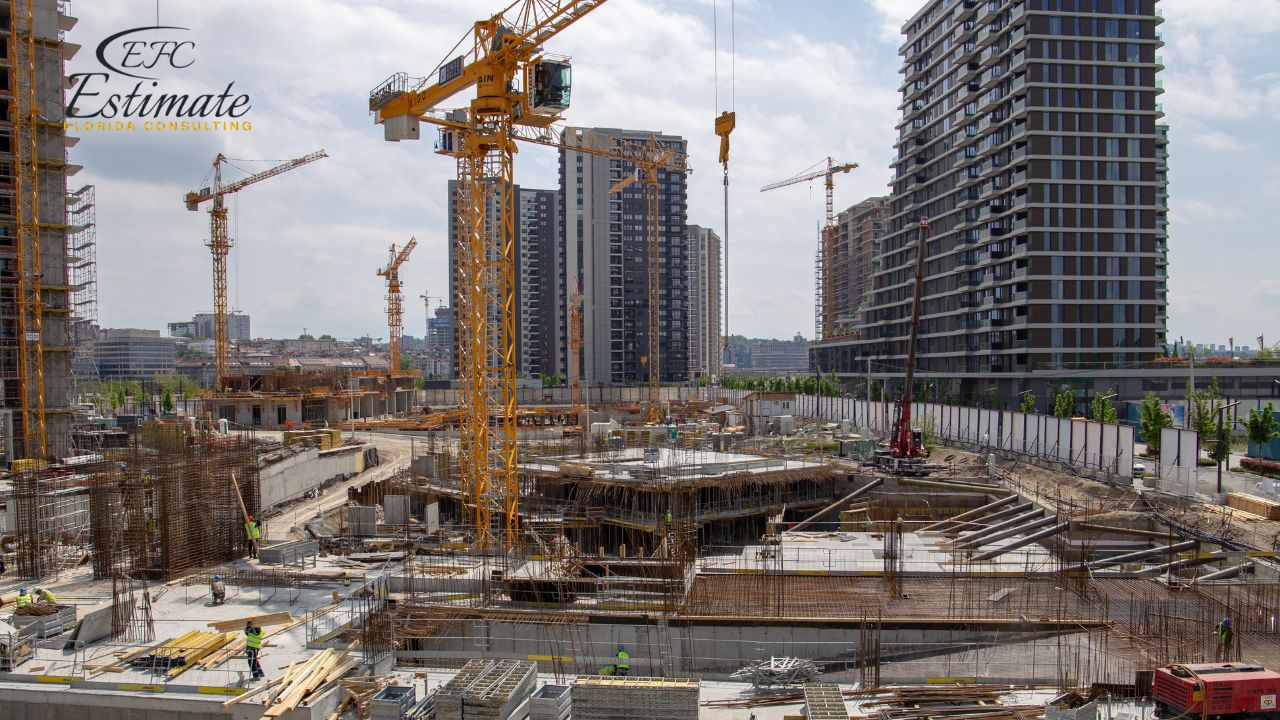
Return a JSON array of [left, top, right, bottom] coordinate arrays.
[[877, 216, 933, 475]]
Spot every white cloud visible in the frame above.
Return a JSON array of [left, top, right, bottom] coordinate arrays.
[[1186, 130, 1245, 152], [70, 0, 904, 341]]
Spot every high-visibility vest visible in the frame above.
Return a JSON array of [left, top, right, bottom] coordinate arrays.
[[616, 650, 629, 669], [39, 590, 56, 604], [245, 628, 263, 650], [15, 593, 31, 608], [245, 521, 260, 541]]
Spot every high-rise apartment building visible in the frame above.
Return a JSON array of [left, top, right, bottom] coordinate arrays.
[[170, 312, 251, 341], [446, 181, 558, 379], [826, 197, 890, 339], [558, 127, 689, 387], [517, 188, 559, 378], [1, 0, 77, 461], [686, 225, 722, 379], [816, 0, 1169, 404]]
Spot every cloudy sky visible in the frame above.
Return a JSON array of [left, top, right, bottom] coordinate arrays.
[[69, 0, 1278, 347]]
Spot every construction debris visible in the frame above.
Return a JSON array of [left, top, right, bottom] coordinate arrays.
[[732, 656, 819, 687]]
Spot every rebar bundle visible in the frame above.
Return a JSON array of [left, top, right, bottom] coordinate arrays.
[[88, 421, 259, 580]]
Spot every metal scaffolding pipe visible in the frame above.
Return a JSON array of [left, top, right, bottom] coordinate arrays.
[[971, 521, 1070, 561], [789, 478, 884, 532], [957, 514, 1057, 550], [900, 478, 1012, 495], [1071, 522, 1185, 540], [955, 507, 1044, 545], [1193, 563, 1253, 583], [919, 494, 1018, 532], [955, 501, 1037, 529], [1135, 551, 1233, 577], [1076, 540, 1198, 573]]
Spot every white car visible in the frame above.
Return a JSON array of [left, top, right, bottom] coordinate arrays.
[[1133, 460, 1147, 475]]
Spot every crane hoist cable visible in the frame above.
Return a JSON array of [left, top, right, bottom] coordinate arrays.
[[713, 0, 735, 376]]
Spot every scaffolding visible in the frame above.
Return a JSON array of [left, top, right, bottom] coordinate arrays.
[[13, 464, 98, 578], [67, 184, 98, 392]]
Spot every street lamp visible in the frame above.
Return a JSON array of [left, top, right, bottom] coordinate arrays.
[[1217, 400, 1241, 494]]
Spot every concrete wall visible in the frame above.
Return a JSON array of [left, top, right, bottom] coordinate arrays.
[[395, 614, 1104, 684], [259, 445, 368, 510]]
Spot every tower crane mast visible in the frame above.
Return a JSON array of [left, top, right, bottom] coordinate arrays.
[[184, 150, 328, 390], [760, 158, 858, 340], [370, 0, 612, 551], [378, 238, 418, 373]]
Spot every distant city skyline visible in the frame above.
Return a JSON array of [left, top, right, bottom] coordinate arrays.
[[65, 0, 1278, 344]]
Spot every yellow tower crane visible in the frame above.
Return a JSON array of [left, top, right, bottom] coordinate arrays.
[[378, 238, 418, 374], [760, 158, 858, 340], [184, 150, 328, 391], [369, 0, 615, 550], [11, 0, 45, 458], [568, 278, 583, 409]]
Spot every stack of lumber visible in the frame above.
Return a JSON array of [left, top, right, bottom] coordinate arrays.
[[225, 646, 359, 717], [1225, 493, 1280, 520], [731, 656, 819, 687], [128, 630, 236, 675], [571, 675, 700, 720], [436, 658, 537, 720]]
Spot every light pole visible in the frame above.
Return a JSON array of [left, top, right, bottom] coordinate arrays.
[[1217, 400, 1241, 494]]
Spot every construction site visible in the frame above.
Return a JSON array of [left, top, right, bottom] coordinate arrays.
[[2, 0, 1280, 719]]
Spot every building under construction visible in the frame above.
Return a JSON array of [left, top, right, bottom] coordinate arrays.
[[0, 0, 79, 464]]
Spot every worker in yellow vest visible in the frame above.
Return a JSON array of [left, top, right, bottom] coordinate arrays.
[[615, 644, 630, 676], [244, 622, 265, 680], [35, 588, 56, 604], [245, 515, 261, 558], [14, 587, 32, 608]]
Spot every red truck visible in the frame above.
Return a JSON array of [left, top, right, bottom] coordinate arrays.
[[1154, 663, 1280, 719]]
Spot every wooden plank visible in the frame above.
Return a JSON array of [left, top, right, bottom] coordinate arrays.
[[207, 611, 296, 632]]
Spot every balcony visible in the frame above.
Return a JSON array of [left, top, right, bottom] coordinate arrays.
[[1012, 266, 1029, 279]]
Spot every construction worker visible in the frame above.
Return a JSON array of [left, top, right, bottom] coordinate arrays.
[[1216, 617, 1235, 662], [14, 587, 31, 608], [615, 644, 630, 677], [245, 515, 261, 558], [210, 575, 226, 605], [34, 587, 56, 604], [244, 622, 265, 680], [597, 664, 616, 676]]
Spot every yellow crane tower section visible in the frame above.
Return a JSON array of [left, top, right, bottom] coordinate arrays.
[[760, 158, 858, 340], [184, 150, 328, 391], [378, 238, 418, 374], [369, 0, 611, 551]]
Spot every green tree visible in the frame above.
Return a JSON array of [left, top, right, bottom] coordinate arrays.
[[914, 412, 938, 452], [1091, 389, 1118, 424], [399, 354, 415, 371], [1053, 390, 1074, 418], [1244, 403, 1280, 453], [1139, 392, 1172, 453], [1185, 377, 1219, 438], [1019, 392, 1036, 414], [161, 387, 174, 413], [541, 374, 563, 388]]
